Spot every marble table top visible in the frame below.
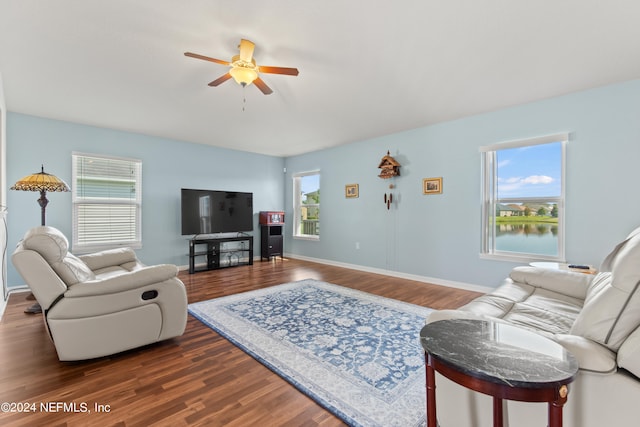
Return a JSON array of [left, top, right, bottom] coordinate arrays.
[[420, 319, 579, 389]]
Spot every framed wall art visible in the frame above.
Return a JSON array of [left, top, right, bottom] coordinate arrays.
[[345, 183, 359, 198], [423, 177, 442, 195]]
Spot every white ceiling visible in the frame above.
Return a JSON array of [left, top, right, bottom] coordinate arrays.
[[1, 1, 640, 157]]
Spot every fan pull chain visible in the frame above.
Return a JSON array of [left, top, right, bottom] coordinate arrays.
[[242, 86, 247, 112]]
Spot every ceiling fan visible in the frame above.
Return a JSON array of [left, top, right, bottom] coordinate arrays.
[[184, 39, 299, 95]]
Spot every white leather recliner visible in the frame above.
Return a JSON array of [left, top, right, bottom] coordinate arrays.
[[427, 226, 640, 427], [12, 226, 188, 361]]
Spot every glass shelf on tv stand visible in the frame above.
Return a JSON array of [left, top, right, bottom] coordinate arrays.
[[188, 235, 253, 274]]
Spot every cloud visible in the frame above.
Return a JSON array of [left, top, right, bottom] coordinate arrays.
[[499, 175, 554, 186], [522, 175, 554, 185], [504, 176, 522, 184], [498, 175, 555, 195]]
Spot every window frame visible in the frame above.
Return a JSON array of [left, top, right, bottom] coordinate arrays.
[[480, 133, 568, 262], [293, 170, 320, 240], [72, 152, 142, 253]]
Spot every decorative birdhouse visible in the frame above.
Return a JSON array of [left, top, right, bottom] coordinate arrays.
[[378, 151, 401, 179]]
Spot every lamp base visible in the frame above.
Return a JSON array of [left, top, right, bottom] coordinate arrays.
[[37, 190, 48, 226], [24, 302, 42, 314]]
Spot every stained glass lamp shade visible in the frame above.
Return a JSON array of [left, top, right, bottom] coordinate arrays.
[[11, 165, 70, 226]]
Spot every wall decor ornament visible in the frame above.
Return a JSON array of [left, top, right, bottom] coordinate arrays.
[[384, 192, 393, 209], [423, 177, 443, 195], [378, 150, 401, 210], [377, 151, 401, 179], [345, 184, 359, 198]]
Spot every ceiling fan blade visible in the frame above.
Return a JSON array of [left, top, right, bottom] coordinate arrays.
[[208, 73, 232, 87], [184, 52, 230, 66], [239, 39, 255, 62], [253, 77, 273, 95], [258, 66, 299, 76]]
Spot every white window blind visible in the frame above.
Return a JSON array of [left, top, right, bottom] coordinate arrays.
[[72, 153, 142, 252]]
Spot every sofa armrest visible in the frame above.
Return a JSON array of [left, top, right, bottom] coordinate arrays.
[[553, 334, 617, 373], [426, 309, 513, 324], [64, 264, 179, 297], [510, 266, 593, 300], [12, 249, 68, 310], [78, 247, 139, 271]]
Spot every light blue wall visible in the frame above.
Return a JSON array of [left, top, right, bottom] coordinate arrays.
[[284, 79, 640, 288], [6, 113, 285, 287], [6, 79, 640, 290]]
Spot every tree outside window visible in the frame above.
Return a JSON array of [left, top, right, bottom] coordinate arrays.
[[293, 172, 320, 239]]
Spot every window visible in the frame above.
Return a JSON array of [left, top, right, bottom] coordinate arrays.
[[480, 133, 567, 261], [72, 153, 142, 252], [293, 171, 320, 239]]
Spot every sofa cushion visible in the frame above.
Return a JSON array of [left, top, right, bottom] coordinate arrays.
[[457, 278, 583, 336], [21, 226, 95, 285], [570, 227, 640, 351], [599, 226, 640, 272], [22, 226, 68, 263], [52, 253, 96, 285], [503, 293, 582, 335]]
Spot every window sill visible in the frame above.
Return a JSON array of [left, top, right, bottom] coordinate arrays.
[[293, 235, 319, 242], [479, 252, 565, 264], [73, 242, 142, 254]]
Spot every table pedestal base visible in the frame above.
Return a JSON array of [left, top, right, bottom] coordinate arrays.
[[425, 353, 569, 427]]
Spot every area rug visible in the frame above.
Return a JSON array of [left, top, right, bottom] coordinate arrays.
[[188, 279, 432, 427]]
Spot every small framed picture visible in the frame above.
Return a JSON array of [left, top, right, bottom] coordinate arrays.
[[423, 177, 443, 195], [345, 183, 359, 198]]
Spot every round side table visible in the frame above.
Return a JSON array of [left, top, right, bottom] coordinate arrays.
[[420, 319, 578, 427]]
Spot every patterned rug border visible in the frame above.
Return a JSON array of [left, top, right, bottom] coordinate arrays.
[[188, 279, 432, 427]]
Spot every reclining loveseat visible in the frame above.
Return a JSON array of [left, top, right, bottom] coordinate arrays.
[[12, 226, 188, 361], [427, 226, 640, 426]]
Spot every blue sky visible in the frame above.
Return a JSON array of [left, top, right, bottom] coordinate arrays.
[[497, 142, 561, 199], [301, 174, 320, 195]]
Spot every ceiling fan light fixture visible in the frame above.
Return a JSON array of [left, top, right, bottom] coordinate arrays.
[[229, 66, 258, 86], [185, 39, 298, 95], [229, 55, 258, 86]]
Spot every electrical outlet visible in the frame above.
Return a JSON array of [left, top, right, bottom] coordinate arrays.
[[355, 242, 360, 250]]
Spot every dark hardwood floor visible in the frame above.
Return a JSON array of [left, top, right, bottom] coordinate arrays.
[[0, 258, 481, 427]]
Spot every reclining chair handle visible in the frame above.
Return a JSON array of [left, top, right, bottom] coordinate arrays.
[[141, 290, 158, 300]]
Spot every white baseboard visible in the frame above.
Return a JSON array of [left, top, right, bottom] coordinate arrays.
[[2, 256, 490, 322], [177, 253, 493, 294], [0, 287, 30, 321], [284, 253, 493, 294]]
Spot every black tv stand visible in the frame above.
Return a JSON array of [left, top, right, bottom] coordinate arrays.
[[188, 235, 253, 274]]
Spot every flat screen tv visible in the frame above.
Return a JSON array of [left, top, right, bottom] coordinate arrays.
[[181, 189, 253, 235]]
